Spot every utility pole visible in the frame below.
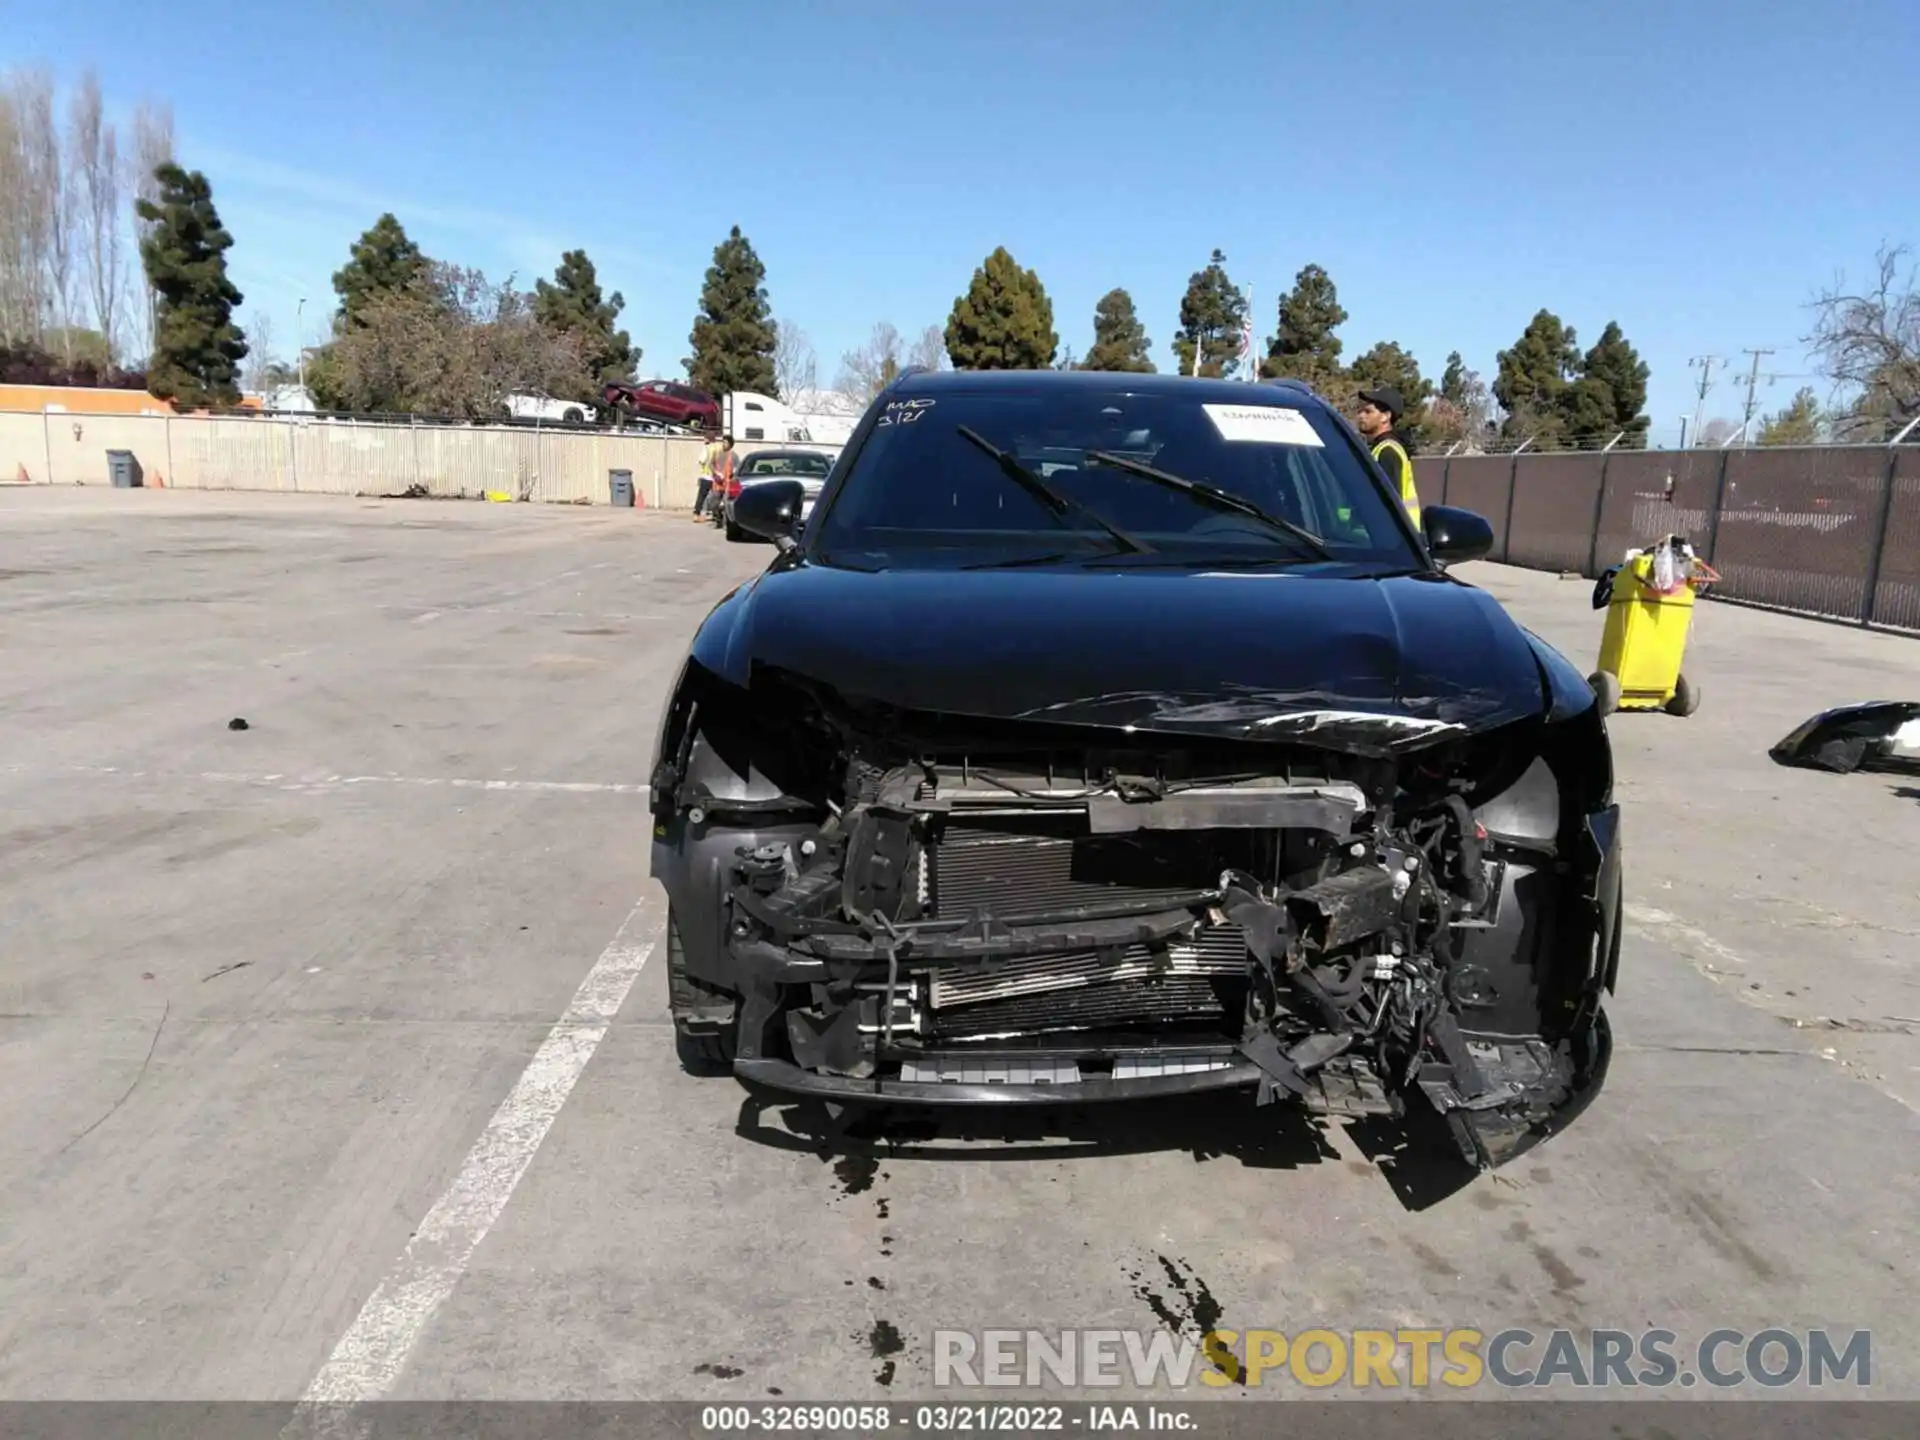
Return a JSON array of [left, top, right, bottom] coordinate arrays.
[[1739, 348, 1775, 447], [1687, 355, 1724, 447]]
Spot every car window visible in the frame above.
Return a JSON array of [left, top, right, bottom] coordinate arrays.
[[742, 453, 830, 477], [811, 388, 1417, 564]]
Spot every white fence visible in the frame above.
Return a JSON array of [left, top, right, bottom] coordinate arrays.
[[0, 409, 838, 510]]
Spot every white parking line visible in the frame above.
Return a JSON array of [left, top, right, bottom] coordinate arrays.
[[285, 898, 661, 1423]]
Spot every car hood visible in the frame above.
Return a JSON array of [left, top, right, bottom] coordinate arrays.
[[700, 560, 1552, 754]]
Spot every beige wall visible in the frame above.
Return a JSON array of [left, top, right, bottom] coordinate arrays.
[[0, 410, 802, 510]]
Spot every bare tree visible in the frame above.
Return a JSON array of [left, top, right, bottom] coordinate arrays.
[[1696, 417, 1737, 448], [908, 324, 947, 373], [1805, 243, 1920, 439], [326, 263, 588, 420], [773, 319, 817, 400], [0, 79, 28, 342], [128, 98, 174, 363], [22, 74, 75, 357], [0, 69, 63, 348], [242, 310, 276, 393], [835, 321, 906, 404], [69, 69, 123, 361]]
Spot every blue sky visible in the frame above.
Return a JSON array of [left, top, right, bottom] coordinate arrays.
[[7, 0, 1914, 442]]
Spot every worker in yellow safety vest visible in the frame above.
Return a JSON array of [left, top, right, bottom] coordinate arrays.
[[1355, 385, 1421, 532]]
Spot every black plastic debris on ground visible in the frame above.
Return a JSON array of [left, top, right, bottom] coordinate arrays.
[[227, 717, 249, 731]]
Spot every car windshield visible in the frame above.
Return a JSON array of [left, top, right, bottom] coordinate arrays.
[[809, 386, 1421, 568], [741, 453, 831, 477]]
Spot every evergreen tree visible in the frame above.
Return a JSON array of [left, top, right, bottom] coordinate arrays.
[[533, 249, 639, 396], [685, 225, 777, 397], [1348, 341, 1433, 445], [1081, 287, 1154, 372], [135, 163, 247, 408], [1759, 386, 1824, 446], [1171, 249, 1247, 378], [1439, 350, 1469, 406], [1260, 263, 1347, 393], [1572, 320, 1650, 444], [1493, 309, 1580, 443], [945, 246, 1058, 370], [333, 214, 427, 328]]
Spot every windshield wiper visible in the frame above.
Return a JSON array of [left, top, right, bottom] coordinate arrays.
[[1084, 450, 1332, 559], [956, 426, 1153, 555], [958, 550, 1076, 570]]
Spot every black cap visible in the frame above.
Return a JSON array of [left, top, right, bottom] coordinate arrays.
[[1357, 385, 1404, 420]]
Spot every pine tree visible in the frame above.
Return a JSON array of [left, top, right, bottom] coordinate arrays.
[[136, 163, 247, 408], [1571, 321, 1650, 444], [1170, 249, 1246, 378], [533, 249, 639, 397], [1493, 309, 1580, 443], [685, 225, 777, 397], [1082, 288, 1154, 372], [1439, 351, 1469, 406], [333, 214, 427, 328], [1260, 263, 1347, 393], [945, 246, 1058, 370], [1348, 341, 1433, 446], [1759, 387, 1823, 445]]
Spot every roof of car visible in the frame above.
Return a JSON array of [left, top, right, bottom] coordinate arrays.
[[740, 448, 831, 459], [890, 368, 1330, 409]]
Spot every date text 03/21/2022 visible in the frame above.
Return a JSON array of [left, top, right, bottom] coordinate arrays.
[[699, 1404, 1194, 1432]]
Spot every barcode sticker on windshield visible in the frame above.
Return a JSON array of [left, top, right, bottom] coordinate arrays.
[[1201, 403, 1324, 446]]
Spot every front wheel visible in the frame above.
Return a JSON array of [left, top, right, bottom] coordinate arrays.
[[1666, 672, 1701, 717], [666, 908, 736, 1076]]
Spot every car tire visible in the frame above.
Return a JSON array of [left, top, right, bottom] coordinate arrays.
[[667, 907, 736, 1076], [1665, 673, 1701, 717], [1588, 670, 1621, 717], [563, 406, 584, 424], [724, 520, 745, 542]]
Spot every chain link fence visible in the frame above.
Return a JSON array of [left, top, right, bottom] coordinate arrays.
[[1413, 440, 1920, 630]]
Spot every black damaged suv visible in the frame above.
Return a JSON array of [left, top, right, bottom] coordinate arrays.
[[648, 369, 1622, 1171]]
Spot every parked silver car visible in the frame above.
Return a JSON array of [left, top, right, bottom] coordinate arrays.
[[719, 449, 834, 541]]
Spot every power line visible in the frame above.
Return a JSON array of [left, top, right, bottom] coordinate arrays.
[[1688, 355, 1725, 447], [1740, 348, 1777, 445]]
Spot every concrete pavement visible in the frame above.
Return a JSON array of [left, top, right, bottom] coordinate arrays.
[[1, 489, 1914, 1404]]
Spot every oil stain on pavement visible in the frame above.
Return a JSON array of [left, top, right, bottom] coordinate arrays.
[[1126, 1255, 1243, 1385], [869, 1318, 905, 1387]]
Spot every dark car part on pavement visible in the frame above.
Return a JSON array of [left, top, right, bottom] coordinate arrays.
[[651, 371, 1621, 1173], [1770, 701, 1920, 775]]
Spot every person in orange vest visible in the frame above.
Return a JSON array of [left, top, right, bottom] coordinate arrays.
[[1355, 385, 1421, 531]]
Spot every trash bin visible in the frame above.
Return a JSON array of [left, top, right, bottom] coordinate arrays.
[[1588, 540, 1719, 718], [608, 469, 634, 508], [107, 450, 143, 489]]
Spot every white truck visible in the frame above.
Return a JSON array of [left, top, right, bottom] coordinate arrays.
[[722, 391, 821, 446]]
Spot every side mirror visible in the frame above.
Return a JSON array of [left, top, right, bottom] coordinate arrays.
[[1422, 504, 1494, 565], [731, 478, 805, 542]]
